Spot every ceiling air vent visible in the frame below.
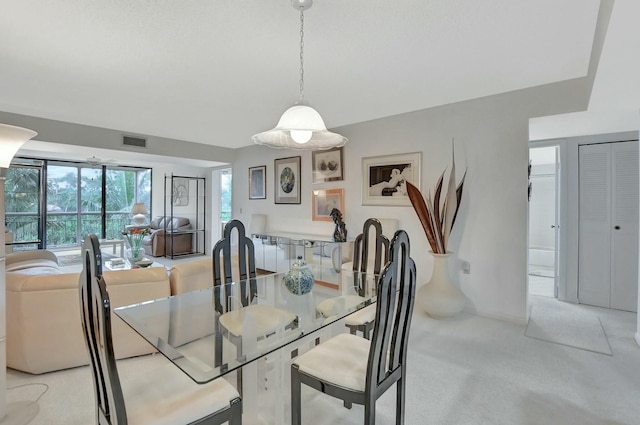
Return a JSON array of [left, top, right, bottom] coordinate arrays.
[[122, 135, 147, 148]]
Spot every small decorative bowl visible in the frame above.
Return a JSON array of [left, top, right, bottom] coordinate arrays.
[[135, 259, 153, 268]]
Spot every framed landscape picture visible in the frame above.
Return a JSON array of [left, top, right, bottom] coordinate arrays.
[[312, 188, 344, 221], [312, 147, 344, 183], [362, 152, 421, 206], [275, 156, 301, 204], [248, 165, 266, 200]]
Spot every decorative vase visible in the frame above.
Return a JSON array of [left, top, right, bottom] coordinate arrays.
[[126, 247, 145, 264], [417, 252, 465, 319], [284, 256, 314, 295]]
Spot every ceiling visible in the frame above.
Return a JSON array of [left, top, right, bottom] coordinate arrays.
[[1, 0, 638, 153]]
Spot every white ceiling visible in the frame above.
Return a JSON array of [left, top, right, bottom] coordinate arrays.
[[2, 0, 637, 153]]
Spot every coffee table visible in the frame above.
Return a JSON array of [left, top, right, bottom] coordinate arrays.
[[103, 257, 163, 271]]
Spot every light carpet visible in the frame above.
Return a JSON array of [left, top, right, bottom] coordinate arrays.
[[526, 295, 612, 355], [8, 300, 640, 425]]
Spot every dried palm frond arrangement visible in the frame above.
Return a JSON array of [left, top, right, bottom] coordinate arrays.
[[407, 144, 466, 254]]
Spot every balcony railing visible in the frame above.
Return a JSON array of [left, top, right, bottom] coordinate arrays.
[[5, 212, 133, 249]]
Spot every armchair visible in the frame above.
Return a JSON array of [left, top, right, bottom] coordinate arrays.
[[128, 216, 193, 257]]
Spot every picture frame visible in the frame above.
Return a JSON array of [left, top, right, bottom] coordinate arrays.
[[362, 152, 421, 206], [172, 178, 189, 206], [248, 165, 266, 200], [312, 147, 344, 183], [312, 188, 344, 221], [274, 156, 301, 204]]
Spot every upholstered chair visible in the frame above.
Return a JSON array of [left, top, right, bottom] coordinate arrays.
[[291, 230, 416, 425], [79, 234, 242, 425], [212, 220, 297, 395]]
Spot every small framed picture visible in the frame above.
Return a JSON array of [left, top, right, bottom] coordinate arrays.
[[275, 156, 301, 204], [312, 188, 344, 221], [312, 147, 344, 183], [362, 152, 421, 206], [248, 165, 266, 200]]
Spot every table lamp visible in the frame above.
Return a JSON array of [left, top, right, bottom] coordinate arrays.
[[131, 203, 148, 225]]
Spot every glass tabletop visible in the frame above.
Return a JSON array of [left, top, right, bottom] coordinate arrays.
[[114, 268, 377, 384]]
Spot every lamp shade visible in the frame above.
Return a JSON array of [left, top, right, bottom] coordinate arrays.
[[131, 203, 148, 215], [131, 203, 148, 225], [0, 124, 37, 168], [252, 105, 348, 150]]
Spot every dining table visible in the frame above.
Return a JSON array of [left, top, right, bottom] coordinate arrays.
[[114, 266, 379, 424]]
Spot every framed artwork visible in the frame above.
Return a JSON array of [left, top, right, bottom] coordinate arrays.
[[249, 165, 266, 200], [362, 152, 421, 206], [312, 147, 344, 183], [274, 156, 301, 204], [172, 178, 189, 206], [312, 188, 344, 221]]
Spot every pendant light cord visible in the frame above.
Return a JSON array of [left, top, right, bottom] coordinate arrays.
[[299, 7, 305, 103]]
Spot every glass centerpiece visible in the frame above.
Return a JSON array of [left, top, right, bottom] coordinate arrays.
[[122, 227, 150, 264]]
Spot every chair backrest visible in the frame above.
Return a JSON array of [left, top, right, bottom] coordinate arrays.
[[366, 230, 416, 397], [352, 218, 390, 296], [212, 219, 257, 312], [79, 234, 127, 425]]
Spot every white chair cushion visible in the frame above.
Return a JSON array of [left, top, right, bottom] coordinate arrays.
[[219, 304, 297, 337], [294, 333, 370, 392], [124, 362, 239, 425], [316, 295, 366, 318], [344, 303, 377, 326]]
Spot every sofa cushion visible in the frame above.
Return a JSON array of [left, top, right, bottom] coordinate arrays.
[[5, 259, 61, 274], [167, 217, 190, 230], [150, 216, 164, 229]]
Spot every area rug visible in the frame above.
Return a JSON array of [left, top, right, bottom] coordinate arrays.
[[525, 296, 612, 355]]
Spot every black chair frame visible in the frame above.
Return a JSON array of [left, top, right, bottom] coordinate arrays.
[[346, 218, 390, 339], [79, 234, 242, 425], [291, 230, 416, 425], [212, 220, 296, 395]]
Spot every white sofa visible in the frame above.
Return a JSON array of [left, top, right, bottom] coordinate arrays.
[[6, 250, 170, 374]]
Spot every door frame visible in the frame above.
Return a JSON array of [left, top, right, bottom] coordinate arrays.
[[528, 140, 566, 302], [539, 131, 638, 305]]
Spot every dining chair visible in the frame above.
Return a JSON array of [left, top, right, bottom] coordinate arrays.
[[79, 234, 242, 425], [212, 220, 297, 394], [344, 218, 390, 339], [291, 230, 416, 425]]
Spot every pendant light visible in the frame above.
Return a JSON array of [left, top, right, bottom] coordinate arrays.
[[251, 0, 348, 150]]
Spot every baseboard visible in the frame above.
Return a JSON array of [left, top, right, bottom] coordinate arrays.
[[635, 332, 640, 348]]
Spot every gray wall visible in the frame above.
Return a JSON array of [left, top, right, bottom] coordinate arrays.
[[232, 78, 591, 324]]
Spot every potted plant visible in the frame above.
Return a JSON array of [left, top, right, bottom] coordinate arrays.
[[406, 144, 466, 318]]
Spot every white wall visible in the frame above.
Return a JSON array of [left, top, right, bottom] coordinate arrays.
[[233, 79, 592, 324]]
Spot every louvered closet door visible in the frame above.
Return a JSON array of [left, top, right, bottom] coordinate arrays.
[[578, 143, 611, 308], [578, 141, 638, 312], [610, 141, 638, 312]]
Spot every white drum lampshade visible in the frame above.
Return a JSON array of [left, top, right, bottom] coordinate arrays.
[[131, 203, 148, 225]]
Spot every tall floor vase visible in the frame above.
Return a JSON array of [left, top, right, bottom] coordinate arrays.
[[417, 252, 465, 319]]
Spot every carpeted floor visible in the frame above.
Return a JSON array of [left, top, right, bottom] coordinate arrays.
[[526, 295, 613, 355], [7, 296, 640, 425]]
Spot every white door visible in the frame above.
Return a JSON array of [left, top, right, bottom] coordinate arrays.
[[610, 142, 639, 311], [578, 141, 638, 312]]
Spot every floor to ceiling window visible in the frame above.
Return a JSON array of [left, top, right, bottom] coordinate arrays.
[[5, 158, 151, 250], [4, 159, 43, 251], [220, 169, 232, 231]]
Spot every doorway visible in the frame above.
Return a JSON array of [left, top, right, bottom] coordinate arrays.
[[528, 146, 559, 298]]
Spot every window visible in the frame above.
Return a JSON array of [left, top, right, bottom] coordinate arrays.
[[6, 158, 152, 249], [220, 169, 232, 227]]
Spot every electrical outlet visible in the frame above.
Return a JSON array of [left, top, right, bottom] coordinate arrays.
[[461, 261, 471, 274]]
